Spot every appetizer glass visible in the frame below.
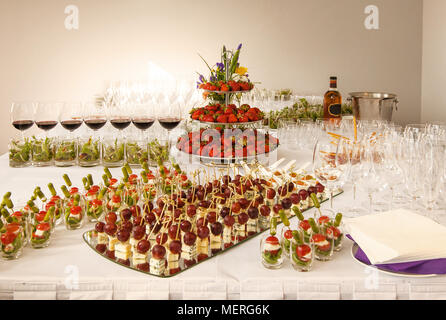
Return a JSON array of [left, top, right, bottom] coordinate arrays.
[[30, 221, 52, 249], [31, 136, 54, 167], [126, 138, 148, 167], [63, 196, 86, 230], [85, 189, 105, 223], [9, 138, 31, 168], [290, 235, 315, 272], [312, 225, 334, 261], [281, 227, 293, 258], [1, 224, 25, 259], [260, 234, 284, 269], [102, 137, 125, 167], [54, 137, 77, 167], [78, 136, 101, 167]]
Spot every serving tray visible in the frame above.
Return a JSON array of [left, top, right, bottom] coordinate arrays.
[[83, 190, 343, 278]]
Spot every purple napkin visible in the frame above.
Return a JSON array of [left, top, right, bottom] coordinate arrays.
[[347, 235, 446, 275]]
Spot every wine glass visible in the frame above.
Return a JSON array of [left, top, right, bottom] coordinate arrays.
[[357, 140, 389, 214], [35, 102, 61, 135], [109, 102, 131, 135], [33, 102, 62, 166], [312, 137, 348, 213], [131, 102, 155, 138], [60, 102, 83, 137], [80, 101, 106, 167], [83, 101, 107, 132], [10, 102, 34, 167], [158, 91, 182, 153], [11, 101, 35, 138], [55, 102, 83, 167], [340, 139, 368, 216]]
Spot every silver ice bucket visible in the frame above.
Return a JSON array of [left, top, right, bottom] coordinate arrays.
[[348, 92, 398, 121]]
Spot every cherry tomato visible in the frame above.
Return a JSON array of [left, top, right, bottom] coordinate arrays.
[[265, 236, 279, 245], [36, 211, 47, 222], [37, 222, 51, 231], [296, 244, 312, 260], [299, 220, 311, 231], [70, 206, 82, 215], [112, 195, 121, 203], [283, 229, 293, 239], [70, 187, 79, 194], [6, 223, 21, 234], [318, 216, 330, 225], [1, 232, 16, 245]]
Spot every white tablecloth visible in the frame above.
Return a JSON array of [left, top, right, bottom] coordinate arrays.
[[1, 151, 446, 300]]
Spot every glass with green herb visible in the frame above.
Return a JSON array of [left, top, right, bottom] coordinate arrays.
[[102, 137, 125, 167], [78, 136, 101, 167], [31, 136, 54, 166], [148, 138, 169, 166], [9, 138, 31, 168], [126, 138, 148, 167], [54, 137, 77, 167]]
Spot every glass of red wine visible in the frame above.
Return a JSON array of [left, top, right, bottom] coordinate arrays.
[[132, 102, 155, 138], [9, 102, 34, 167], [109, 102, 131, 136], [55, 102, 83, 167], [11, 101, 35, 138], [33, 102, 62, 166], [80, 101, 107, 167], [158, 100, 182, 154]]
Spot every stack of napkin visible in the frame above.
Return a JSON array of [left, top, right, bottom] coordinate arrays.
[[345, 209, 446, 265]]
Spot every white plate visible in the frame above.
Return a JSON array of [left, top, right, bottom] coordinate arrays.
[[351, 243, 439, 278]]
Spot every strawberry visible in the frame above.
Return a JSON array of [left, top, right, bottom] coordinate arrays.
[[228, 114, 238, 123], [238, 115, 249, 123], [220, 84, 230, 92], [246, 112, 259, 121], [191, 110, 202, 120], [216, 114, 228, 123], [240, 104, 251, 113], [203, 115, 215, 122]]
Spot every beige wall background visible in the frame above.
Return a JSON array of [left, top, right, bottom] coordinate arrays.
[[0, 0, 423, 154], [422, 0, 446, 123]]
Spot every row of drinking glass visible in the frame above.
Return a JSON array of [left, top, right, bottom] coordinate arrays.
[[9, 135, 169, 168], [311, 120, 446, 221]]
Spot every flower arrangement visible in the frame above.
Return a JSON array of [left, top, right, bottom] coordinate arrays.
[[196, 44, 254, 103]]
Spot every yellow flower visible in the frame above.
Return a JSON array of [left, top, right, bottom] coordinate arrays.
[[235, 66, 248, 76]]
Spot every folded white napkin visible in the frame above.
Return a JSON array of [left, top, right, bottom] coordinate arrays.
[[345, 209, 446, 264]]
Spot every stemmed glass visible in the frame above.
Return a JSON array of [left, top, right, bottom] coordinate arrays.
[[109, 103, 131, 134], [312, 137, 348, 213], [11, 102, 35, 138], [60, 102, 83, 136], [158, 88, 182, 152], [131, 102, 155, 137], [340, 140, 368, 216], [9, 102, 35, 167], [357, 139, 389, 214], [81, 102, 107, 167], [55, 102, 83, 167], [33, 102, 62, 166], [35, 102, 60, 134]]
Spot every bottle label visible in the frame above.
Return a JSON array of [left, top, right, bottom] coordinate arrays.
[[328, 104, 342, 116]]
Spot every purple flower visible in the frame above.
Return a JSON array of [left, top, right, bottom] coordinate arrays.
[[210, 75, 216, 82], [198, 74, 205, 83], [237, 43, 242, 50], [216, 62, 224, 70]]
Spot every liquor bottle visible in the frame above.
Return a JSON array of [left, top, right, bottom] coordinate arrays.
[[323, 76, 342, 121]]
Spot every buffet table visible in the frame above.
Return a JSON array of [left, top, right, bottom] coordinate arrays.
[[1, 151, 445, 301]]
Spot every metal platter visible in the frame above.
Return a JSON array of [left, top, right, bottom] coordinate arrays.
[[83, 191, 343, 278]]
